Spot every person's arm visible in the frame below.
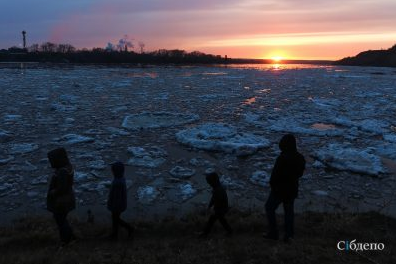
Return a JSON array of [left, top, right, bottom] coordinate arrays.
[[107, 182, 114, 209], [208, 192, 214, 209], [298, 155, 306, 178], [56, 168, 70, 195], [270, 156, 282, 186]]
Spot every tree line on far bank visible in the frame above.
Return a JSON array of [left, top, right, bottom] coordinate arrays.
[[0, 42, 228, 64]]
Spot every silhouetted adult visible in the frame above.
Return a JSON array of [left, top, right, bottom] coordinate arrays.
[[107, 162, 133, 240], [200, 172, 232, 237], [47, 148, 76, 246], [265, 134, 305, 242]]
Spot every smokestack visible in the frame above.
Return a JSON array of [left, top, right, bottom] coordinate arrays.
[[22, 30, 26, 49]]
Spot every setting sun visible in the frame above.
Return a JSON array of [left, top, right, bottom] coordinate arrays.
[[271, 56, 283, 62]]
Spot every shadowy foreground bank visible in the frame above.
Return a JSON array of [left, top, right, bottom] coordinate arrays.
[[0, 211, 394, 264]]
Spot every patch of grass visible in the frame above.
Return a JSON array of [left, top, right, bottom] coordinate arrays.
[[0, 211, 394, 264]]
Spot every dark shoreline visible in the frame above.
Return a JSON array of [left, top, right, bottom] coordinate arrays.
[[1, 210, 394, 264]]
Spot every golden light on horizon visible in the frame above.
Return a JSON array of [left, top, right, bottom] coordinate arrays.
[[271, 56, 283, 62]]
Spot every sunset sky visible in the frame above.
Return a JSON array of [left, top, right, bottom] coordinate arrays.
[[1, 0, 396, 60]]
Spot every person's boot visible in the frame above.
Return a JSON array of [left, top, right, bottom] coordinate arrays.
[[127, 225, 134, 238], [263, 232, 279, 240], [197, 231, 209, 239]]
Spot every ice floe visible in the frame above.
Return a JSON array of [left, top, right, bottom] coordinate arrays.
[[122, 112, 199, 130], [176, 123, 270, 156], [87, 159, 107, 170], [0, 156, 14, 165], [313, 143, 386, 176], [332, 117, 389, 135], [169, 166, 196, 179], [9, 143, 39, 154], [137, 186, 160, 203], [4, 114, 22, 122], [0, 129, 13, 142], [220, 175, 246, 190], [106, 127, 130, 136], [127, 146, 167, 168], [58, 134, 95, 145], [8, 161, 37, 172], [249, 171, 270, 187], [177, 183, 197, 201], [311, 190, 329, 197], [246, 113, 344, 137]]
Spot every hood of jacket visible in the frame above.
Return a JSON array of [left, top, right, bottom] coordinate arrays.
[[279, 134, 297, 153]]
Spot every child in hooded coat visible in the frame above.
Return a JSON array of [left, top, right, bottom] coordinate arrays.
[[200, 172, 233, 237], [107, 162, 133, 239], [265, 134, 306, 242]]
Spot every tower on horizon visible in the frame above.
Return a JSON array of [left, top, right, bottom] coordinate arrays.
[[22, 30, 26, 49]]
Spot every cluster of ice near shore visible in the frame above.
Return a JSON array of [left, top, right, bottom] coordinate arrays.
[[176, 123, 270, 156], [127, 146, 167, 168], [313, 144, 386, 176]]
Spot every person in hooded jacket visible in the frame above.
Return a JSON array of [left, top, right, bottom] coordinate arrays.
[[265, 134, 305, 242], [107, 162, 133, 240], [200, 172, 233, 237], [47, 148, 76, 246]]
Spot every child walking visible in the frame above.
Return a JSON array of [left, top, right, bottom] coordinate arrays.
[[200, 172, 233, 237], [107, 162, 133, 240]]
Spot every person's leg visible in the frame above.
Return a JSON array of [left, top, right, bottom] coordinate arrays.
[[265, 192, 282, 239], [217, 212, 232, 234], [63, 212, 74, 242], [283, 199, 295, 240], [202, 214, 218, 235], [118, 213, 133, 237], [54, 212, 71, 243], [111, 212, 120, 238]]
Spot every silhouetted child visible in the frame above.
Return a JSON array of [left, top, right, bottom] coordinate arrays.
[[107, 162, 133, 240], [47, 147, 76, 247], [265, 134, 305, 243], [200, 172, 232, 237]]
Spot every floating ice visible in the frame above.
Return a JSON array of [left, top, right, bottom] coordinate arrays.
[[0, 129, 13, 142], [30, 175, 48, 185], [249, 171, 270, 187], [332, 117, 389, 135], [58, 134, 95, 145], [26, 191, 39, 198], [245, 114, 343, 136], [309, 98, 340, 108], [383, 134, 396, 143], [0, 156, 14, 165], [122, 112, 199, 130], [9, 143, 39, 154], [51, 103, 77, 112], [111, 106, 128, 113], [169, 166, 196, 179], [60, 94, 79, 103], [4, 114, 22, 122], [127, 146, 167, 168], [176, 123, 270, 156], [220, 175, 245, 190], [313, 143, 386, 176], [74, 171, 96, 183], [79, 180, 111, 193], [137, 186, 159, 203], [106, 127, 130, 136], [312, 190, 329, 197], [178, 183, 197, 201], [312, 160, 325, 168], [87, 159, 107, 170], [8, 161, 37, 172]]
